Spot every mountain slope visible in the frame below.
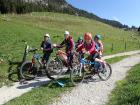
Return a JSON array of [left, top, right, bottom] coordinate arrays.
[[0, 0, 128, 28]]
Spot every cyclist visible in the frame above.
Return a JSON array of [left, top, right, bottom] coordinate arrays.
[[76, 32, 105, 70], [75, 36, 83, 49], [41, 33, 53, 64], [94, 34, 103, 58], [55, 31, 74, 73]]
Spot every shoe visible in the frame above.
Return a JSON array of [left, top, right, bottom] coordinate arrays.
[[37, 70, 43, 76]]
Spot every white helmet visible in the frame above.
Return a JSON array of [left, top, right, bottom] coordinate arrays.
[[44, 33, 50, 38], [64, 31, 70, 35]]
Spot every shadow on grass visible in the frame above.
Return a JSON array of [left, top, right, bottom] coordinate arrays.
[[47, 77, 74, 89], [17, 79, 50, 89], [16, 76, 74, 90], [7, 60, 22, 82]]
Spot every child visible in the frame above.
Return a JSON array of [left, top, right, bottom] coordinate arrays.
[[94, 34, 103, 58], [41, 33, 53, 64], [75, 36, 83, 49], [76, 32, 105, 70], [55, 31, 74, 73]]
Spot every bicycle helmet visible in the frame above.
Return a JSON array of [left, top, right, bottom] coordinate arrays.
[[44, 33, 50, 38], [78, 36, 83, 40], [94, 34, 101, 40], [84, 32, 92, 41], [64, 31, 70, 35]]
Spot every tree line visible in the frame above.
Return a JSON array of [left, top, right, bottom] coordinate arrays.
[[0, 0, 131, 29]]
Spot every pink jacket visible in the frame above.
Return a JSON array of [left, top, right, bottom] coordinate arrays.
[[76, 41, 97, 54]]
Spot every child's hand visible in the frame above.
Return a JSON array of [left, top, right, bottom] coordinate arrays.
[[41, 47, 43, 50], [53, 44, 57, 47], [82, 48, 86, 53], [85, 51, 90, 55]]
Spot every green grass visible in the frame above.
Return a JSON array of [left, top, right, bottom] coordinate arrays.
[[4, 56, 130, 105], [0, 12, 140, 87], [107, 63, 140, 105], [106, 55, 129, 64]]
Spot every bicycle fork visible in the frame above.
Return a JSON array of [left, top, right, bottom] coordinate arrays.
[[79, 63, 83, 76]]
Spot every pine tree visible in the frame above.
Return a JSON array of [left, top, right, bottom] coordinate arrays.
[[138, 26, 140, 32]]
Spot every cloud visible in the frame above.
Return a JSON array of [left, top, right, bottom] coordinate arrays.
[[112, 16, 119, 21]]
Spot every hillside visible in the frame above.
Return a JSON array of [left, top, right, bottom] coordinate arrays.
[[0, 12, 140, 87], [0, 0, 128, 28]]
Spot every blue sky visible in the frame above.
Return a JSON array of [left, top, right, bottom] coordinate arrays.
[[66, 0, 140, 27]]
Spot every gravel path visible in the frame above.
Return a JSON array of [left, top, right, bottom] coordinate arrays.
[[52, 54, 140, 105], [0, 50, 140, 105]]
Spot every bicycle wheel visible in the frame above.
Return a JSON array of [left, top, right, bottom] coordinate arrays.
[[70, 55, 85, 86], [98, 63, 112, 81], [70, 65, 85, 86], [20, 61, 38, 80], [46, 57, 63, 80]]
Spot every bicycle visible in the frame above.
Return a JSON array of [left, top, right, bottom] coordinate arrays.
[[48, 45, 82, 85], [19, 45, 64, 86], [70, 54, 112, 85]]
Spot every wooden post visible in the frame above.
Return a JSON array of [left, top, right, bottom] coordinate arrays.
[[139, 41, 140, 49], [111, 43, 114, 52], [125, 41, 127, 50]]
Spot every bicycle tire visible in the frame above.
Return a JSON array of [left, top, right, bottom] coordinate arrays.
[[98, 63, 112, 81], [70, 54, 85, 86], [70, 66, 85, 86], [45, 57, 63, 80], [20, 61, 38, 80]]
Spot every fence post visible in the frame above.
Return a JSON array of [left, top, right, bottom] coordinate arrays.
[[111, 43, 114, 52], [125, 41, 127, 50], [139, 41, 140, 49]]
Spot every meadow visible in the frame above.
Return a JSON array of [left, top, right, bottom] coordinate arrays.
[[0, 12, 140, 86]]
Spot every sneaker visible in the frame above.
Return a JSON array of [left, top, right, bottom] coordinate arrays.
[[37, 70, 43, 76]]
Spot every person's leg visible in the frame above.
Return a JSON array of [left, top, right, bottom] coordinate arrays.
[[95, 57, 106, 68], [69, 52, 73, 68], [45, 53, 51, 63], [65, 52, 73, 73], [42, 53, 46, 64]]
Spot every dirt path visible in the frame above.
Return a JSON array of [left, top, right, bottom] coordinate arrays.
[[0, 50, 140, 105], [52, 54, 140, 105]]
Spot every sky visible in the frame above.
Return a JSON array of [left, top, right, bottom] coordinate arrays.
[[66, 0, 140, 27]]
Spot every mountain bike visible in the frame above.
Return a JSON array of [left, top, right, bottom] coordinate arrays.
[[49, 46, 82, 85], [19, 45, 64, 86], [70, 54, 112, 85]]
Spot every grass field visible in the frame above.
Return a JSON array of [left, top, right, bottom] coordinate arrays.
[[0, 12, 140, 87], [4, 55, 129, 105], [106, 55, 129, 64], [107, 63, 140, 105]]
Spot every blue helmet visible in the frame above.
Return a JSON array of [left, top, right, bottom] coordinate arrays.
[[94, 34, 102, 39], [78, 36, 83, 40]]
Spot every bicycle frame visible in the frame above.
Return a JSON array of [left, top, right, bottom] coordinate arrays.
[[31, 51, 43, 68], [56, 50, 68, 67], [80, 58, 95, 65]]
